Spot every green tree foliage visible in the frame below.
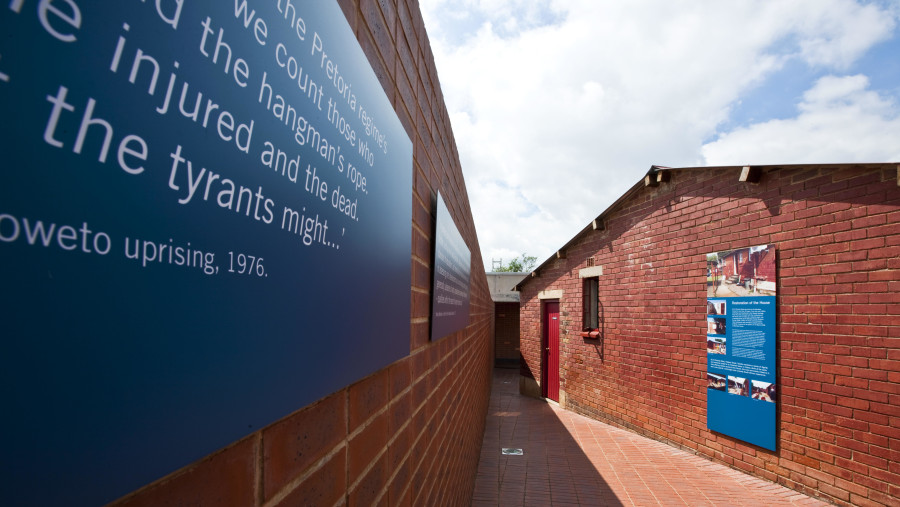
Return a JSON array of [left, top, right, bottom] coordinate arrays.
[[496, 253, 537, 273]]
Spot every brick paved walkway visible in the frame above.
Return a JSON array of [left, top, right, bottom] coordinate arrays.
[[471, 369, 829, 506]]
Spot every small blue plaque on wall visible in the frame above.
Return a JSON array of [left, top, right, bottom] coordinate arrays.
[[430, 192, 471, 340]]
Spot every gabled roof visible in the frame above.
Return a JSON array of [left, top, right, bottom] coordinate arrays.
[[514, 162, 898, 291]]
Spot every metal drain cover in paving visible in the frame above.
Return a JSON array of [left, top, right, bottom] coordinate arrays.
[[501, 448, 523, 455]]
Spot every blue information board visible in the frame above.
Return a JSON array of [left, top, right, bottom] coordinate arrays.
[[0, 2, 412, 505], [706, 245, 777, 451], [430, 192, 471, 340]]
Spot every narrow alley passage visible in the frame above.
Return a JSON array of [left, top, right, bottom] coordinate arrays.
[[471, 369, 828, 507]]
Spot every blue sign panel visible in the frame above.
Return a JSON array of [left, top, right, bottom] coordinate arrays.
[[706, 245, 777, 451], [0, 2, 411, 505], [431, 192, 471, 340]]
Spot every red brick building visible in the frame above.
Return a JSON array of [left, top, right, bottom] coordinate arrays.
[[711, 244, 777, 293], [111, 1, 493, 505], [516, 165, 899, 506]]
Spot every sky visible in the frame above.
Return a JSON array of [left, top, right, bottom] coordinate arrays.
[[418, 0, 900, 270]]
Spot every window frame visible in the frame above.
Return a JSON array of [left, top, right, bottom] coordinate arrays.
[[582, 277, 599, 331]]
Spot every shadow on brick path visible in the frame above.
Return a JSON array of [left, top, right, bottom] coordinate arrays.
[[471, 369, 828, 507]]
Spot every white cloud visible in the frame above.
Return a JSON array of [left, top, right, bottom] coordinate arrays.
[[420, 0, 900, 266], [702, 75, 900, 165], [422, 0, 561, 39], [789, 0, 897, 68]]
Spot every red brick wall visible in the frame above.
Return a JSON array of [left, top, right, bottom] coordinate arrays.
[[755, 247, 777, 281], [735, 249, 754, 281], [494, 302, 521, 367], [111, 1, 494, 505], [519, 166, 899, 506], [724, 253, 737, 277]]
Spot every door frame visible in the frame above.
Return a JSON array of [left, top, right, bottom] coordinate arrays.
[[541, 299, 560, 402]]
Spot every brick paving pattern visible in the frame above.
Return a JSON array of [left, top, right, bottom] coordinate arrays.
[[472, 369, 829, 506]]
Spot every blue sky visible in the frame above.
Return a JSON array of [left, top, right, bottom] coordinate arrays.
[[420, 0, 900, 268], [725, 25, 900, 133]]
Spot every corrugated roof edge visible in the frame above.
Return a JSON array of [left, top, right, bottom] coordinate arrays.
[[513, 162, 898, 291]]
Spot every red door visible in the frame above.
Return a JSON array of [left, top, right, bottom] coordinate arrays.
[[542, 301, 560, 402]]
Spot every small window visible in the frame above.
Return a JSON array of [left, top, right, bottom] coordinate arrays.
[[582, 277, 599, 330]]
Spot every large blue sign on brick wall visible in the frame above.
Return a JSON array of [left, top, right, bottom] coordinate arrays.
[[0, 2, 412, 505], [706, 245, 778, 451]]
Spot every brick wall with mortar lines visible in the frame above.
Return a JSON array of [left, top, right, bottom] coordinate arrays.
[[519, 166, 899, 507], [494, 302, 521, 365], [111, 1, 494, 505]]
